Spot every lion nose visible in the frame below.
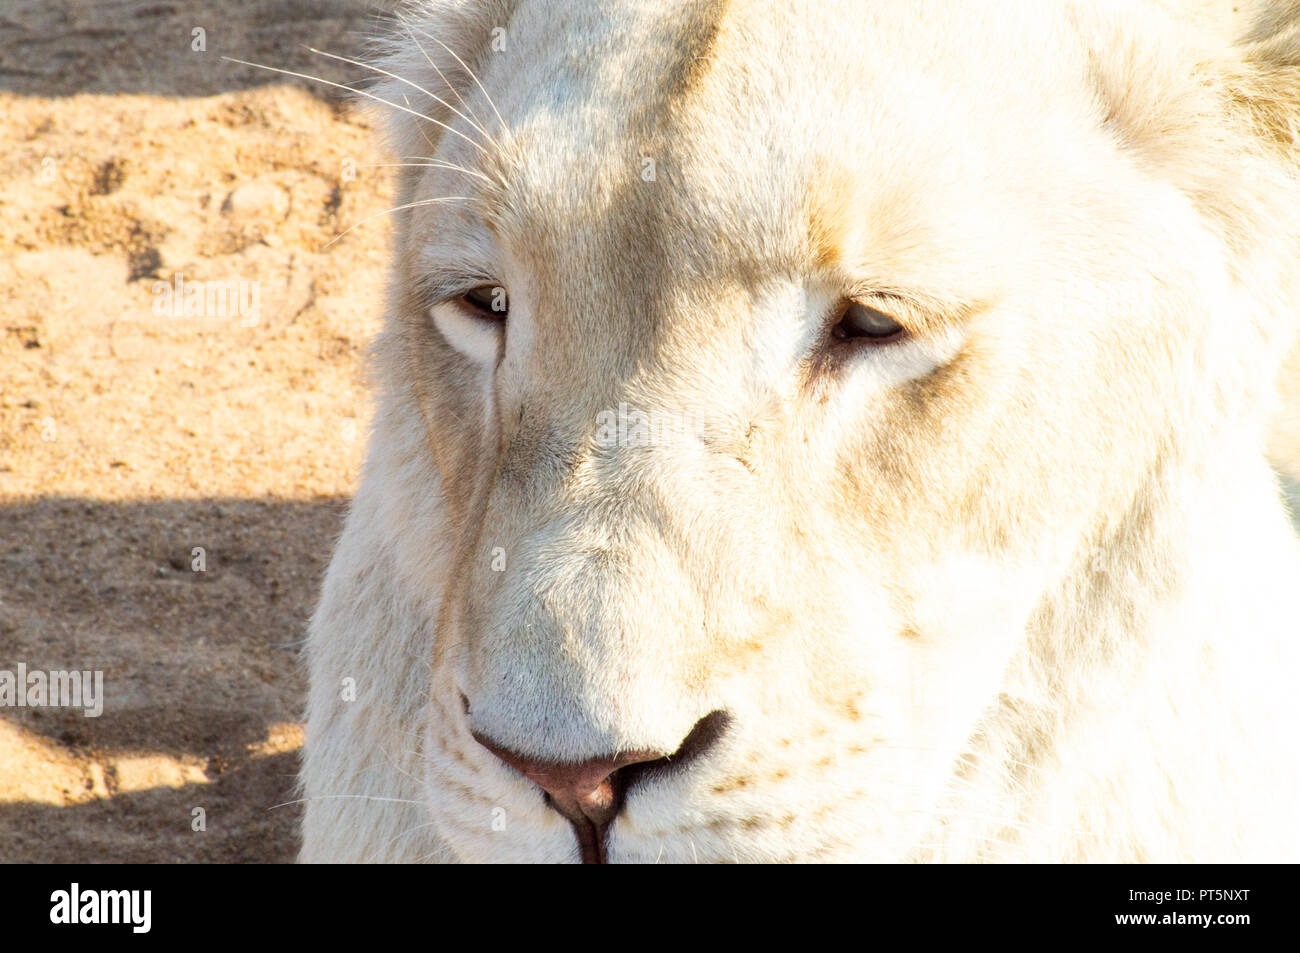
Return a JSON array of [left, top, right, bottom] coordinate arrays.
[[470, 710, 730, 863], [472, 735, 664, 861]]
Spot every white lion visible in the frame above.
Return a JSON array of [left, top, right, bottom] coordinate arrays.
[[300, 0, 1300, 862]]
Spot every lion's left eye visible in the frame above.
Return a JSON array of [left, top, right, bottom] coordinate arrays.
[[832, 301, 905, 342], [459, 285, 509, 318]]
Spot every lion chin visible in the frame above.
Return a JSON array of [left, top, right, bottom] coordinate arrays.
[[299, 0, 1300, 863]]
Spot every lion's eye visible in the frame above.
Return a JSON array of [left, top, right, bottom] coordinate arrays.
[[832, 301, 905, 343], [459, 285, 509, 319]]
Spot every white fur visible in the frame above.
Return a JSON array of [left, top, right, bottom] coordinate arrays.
[[301, 0, 1300, 863], [430, 303, 500, 366]]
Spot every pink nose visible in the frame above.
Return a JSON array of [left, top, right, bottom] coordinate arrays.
[[472, 735, 665, 863], [469, 709, 729, 863]]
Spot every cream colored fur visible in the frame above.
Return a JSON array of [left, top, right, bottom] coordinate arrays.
[[300, 0, 1300, 863]]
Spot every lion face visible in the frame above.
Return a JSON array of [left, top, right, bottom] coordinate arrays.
[[324, 0, 1300, 862]]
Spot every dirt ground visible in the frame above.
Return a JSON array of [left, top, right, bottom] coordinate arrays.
[[0, 0, 397, 862]]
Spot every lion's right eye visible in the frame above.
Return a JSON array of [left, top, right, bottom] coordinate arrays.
[[832, 300, 905, 344], [459, 285, 509, 319]]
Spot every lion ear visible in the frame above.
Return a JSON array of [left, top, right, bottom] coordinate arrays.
[[1219, 3, 1300, 173], [1224, 4, 1300, 480], [1081, 3, 1300, 273], [1082, 2, 1300, 448], [1151, 0, 1300, 154], [1077, 3, 1299, 191]]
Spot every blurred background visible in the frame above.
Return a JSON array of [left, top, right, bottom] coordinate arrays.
[[0, 0, 395, 861]]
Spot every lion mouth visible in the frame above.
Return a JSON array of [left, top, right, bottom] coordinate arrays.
[[470, 709, 731, 863]]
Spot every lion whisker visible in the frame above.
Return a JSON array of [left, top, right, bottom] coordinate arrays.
[[365, 158, 495, 184], [220, 55, 492, 159], [307, 45, 500, 151], [403, 20, 509, 137], [268, 794, 425, 811], [381, 819, 442, 856], [400, 18, 492, 145], [323, 196, 473, 249]]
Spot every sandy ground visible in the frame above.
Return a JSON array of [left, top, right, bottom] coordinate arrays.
[[0, 0, 395, 862]]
